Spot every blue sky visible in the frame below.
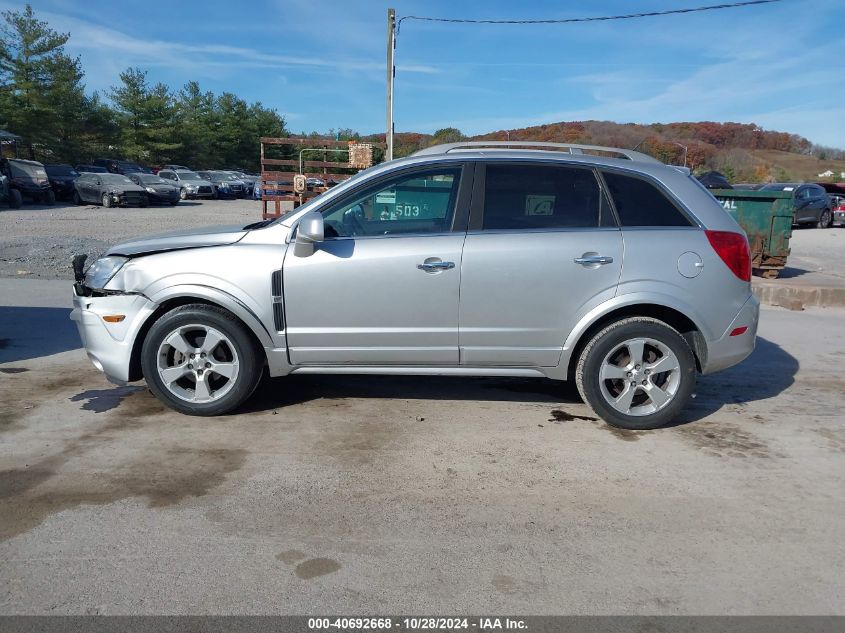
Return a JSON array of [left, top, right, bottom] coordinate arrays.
[[7, 0, 845, 147]]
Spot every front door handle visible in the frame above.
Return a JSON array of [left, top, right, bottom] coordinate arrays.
[[574, 255, 614, 266], [417, 261, 455, 272]]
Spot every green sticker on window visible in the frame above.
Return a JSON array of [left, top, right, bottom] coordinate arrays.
[[526, 195, 555, 216]]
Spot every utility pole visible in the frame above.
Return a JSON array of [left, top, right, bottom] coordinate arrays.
[[386, 8, 395, 161]]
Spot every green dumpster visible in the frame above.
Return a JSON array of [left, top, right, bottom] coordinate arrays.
[[711, 189, 793, 278]]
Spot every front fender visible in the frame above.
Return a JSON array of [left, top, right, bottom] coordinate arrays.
[[147, 283, 275, 349]]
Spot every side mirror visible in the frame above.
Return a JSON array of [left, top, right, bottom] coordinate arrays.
[[294, 210, 324, 257]]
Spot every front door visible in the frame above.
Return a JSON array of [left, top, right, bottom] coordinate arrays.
[[459, 162, 623, 367], [283, 164, 472, 365]]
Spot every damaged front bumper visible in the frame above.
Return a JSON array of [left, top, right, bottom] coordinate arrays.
[[70, 285, 157, 384]]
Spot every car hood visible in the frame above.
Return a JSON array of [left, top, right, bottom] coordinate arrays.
[[181, 179, 213, 187], [105, 183, 146, 193], [108, 224, 250, 256]]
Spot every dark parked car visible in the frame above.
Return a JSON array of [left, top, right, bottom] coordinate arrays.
[[732, 183, 764, 191], [44, 164, 80, 200], [0, 158, 54, 204], [93, 158, 145, 175], [127, 173, 180, 205], [758, 182, 832, 228], [1, 173, 23, 208], [696, 171, 732, 189], [76, 164, 108, 174], [197, 170, 247, 198], [73, 172, 149, 208]]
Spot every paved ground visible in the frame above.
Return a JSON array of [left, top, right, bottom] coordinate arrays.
[[0, 279, 843, 615]]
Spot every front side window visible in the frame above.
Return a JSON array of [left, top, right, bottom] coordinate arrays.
[[321, 168, 461, 238], [602, 171, 693, 227], [481, 164, 611, 230]]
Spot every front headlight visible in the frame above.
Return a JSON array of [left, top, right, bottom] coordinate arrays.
[[185, 184, 198, 191], [145, 186, 156, 193], [84, 256, 128, 290]]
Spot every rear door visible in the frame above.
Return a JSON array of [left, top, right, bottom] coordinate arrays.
[[459, 162, 622, 367]]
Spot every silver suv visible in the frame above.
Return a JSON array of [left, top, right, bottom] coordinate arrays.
[[70, 142, 759, 429]]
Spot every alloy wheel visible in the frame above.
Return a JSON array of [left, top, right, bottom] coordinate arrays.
[[155, 324, 240, 404], [598, 337, 681, 416]]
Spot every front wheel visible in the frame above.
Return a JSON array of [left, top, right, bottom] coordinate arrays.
[[102, 193, 113, 208], [44, 190, 56, 205], [72, 190, 82, 205], [8, 189, 22, 208], [818, 209, 832, 229], [576, 317, 697, 430], [140, 304, 263, 416], [179, 188, 188, 200]]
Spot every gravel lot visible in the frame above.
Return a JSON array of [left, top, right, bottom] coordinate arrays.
[[0, 199, 263, 279], [1, 199, 843, 281]]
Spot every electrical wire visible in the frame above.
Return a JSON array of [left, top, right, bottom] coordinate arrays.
[[396, 0, 782, 32]]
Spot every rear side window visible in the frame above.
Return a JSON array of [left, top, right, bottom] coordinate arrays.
[[482, 164, 613, 230], [602, 171, 693, 227]]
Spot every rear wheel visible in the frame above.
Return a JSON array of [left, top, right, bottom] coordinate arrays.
[[576, 317, 697, 430], [72, 190, 82, 205], [141, 304, 263, 416], [818, 209, 832, 229], [101, 193, 113, 208]]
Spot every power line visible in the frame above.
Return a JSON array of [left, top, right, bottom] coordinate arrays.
[[396, 0, 782, 32]]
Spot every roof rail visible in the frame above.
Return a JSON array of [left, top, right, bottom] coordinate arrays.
[[411, 141, 661, 163]]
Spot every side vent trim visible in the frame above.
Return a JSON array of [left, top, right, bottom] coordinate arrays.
[[271, 270, 284, 331]]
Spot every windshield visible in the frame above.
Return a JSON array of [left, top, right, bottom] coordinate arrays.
[[139, 175, 169, 185], [45, 165, 79, 177], [759, 183, 797, 191], [101, 174, 134, 185], [178, 171, 202, 181], [118, 162, 142, 172], [9, 161, 47, 179]]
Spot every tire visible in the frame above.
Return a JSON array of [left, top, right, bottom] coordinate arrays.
[[818, 209, 832, 229], [45, 190, 56, 205], [575, 317, 697, 430], [169, 200, 178, 206], [8, 189, 22, 209], [179, 188, 187, 200], [102, 193, 113, 208], [140, 304, 263, 416], [72, 190, 82, 205]]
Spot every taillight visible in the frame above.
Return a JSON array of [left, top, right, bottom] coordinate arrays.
[[705, 230, 751, 282]]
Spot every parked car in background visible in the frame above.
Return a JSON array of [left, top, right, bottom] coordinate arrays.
[[44, 164, 80, 200], [732, 183, 764, 190], [197, 170, 247, 198], [0, 158, 54, 204], [76, 164, 108, 174], [73, 172, 148, 208], [127, 173, 180, 205], [71, 140, 759, 431], [831, 195, 845, 226], [696, 171, 732, 189], [157, 169, 215, 199], [758, 182, 832, 228], [161, 164, 191, 172], [223, 170, 257, 196], [93, 158, 145, 175]]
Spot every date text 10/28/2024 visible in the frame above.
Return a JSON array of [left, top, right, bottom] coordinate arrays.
[[308, 617, 528, 630]]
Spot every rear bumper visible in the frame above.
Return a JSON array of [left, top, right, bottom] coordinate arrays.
[[70, 287, 157, 384], [701, 294, 760, 374]]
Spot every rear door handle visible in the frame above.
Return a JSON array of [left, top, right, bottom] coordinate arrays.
[[574, 255, 614, 266], [417, 261, 455, 272]]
